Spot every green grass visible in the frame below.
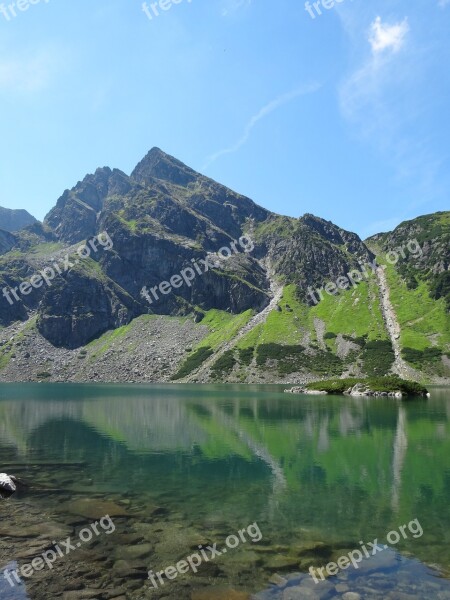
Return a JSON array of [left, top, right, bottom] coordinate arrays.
[[172, 309, 253, 379], [233, 282, 390, 378], [196, 309, 253, 350], [27, 242, 64, 256], [252, 216, 297, 241], [237, 285, 308, 349], [309, 279, 387, 341], [383, 262, 450, 353]]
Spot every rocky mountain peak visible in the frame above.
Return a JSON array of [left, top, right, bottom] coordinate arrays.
[[131, 147, 199, 187]]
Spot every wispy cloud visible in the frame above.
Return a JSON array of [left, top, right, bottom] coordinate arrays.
[[369, 16, 409, 54], [438, 0, 450, 8], [203, 83, 320, 169]]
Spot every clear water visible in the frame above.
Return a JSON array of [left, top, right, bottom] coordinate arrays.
[[0, 383, 449, 599]]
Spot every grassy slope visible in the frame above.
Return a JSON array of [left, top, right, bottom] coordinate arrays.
[[171, 309, 254, 379], [236, 285, 307, 348], [382, 262, 450, 352], [196, 309, 254, 350], [236, 281, 387, 349], [309, 278, 387, 341]]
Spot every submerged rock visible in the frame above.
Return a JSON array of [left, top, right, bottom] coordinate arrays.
[[64, 498, 129, 520], [192, 589, 251, 600]]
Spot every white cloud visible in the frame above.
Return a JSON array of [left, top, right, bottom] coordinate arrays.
[[339, 15, 412, 131], [438, 0, 450, 7], [369, 16, 409, 54], [203, 83, 320, 168], [338, 9, 446, 212]]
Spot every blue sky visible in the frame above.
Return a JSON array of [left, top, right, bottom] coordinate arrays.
[[0, 0, 448, 238]]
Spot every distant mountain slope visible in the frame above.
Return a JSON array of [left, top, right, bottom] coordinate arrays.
[[0, 206, 37, 232], [0, 149, 448, 383]]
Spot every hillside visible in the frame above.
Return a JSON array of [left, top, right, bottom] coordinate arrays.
[[0, 206, 37, 232], [0, 148, 448, 384]]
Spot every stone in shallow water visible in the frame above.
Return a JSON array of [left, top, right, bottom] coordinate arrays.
[[281, 578, 334, 600], [113, 559, 148, 578], [385, 593, 420, 600], [342, 593, 361, 600], [191, 589, 251, 600], [281, 587, 319, 599], [62, 590, 101, 600], [64, 499, 129, 520], [0, 521, 72, 539], [116, 543, 152, 560], [350, 548, 398, 574], [265, 556, 300, 571], [269, 574, 288, 587]]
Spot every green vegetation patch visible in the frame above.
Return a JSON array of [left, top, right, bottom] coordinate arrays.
[[172, 346, 214, 380], [402, 347, 445, 368], [362, 340, 395, 376], [36, 371, 52, 379], [429, 271, 450, 312], [210, 350, 237, 379], [238, 347, 254, 366], [255, 343, 343, 377]]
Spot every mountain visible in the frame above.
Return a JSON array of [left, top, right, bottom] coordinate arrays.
[[0, 148, 448, 384], [0, 206, 37, 232]]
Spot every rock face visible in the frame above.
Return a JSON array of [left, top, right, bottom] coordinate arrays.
[[36, 266, 140, 348], [251, 212, 375, 304], [0, 206, 37, 232], [0, 229, 16, 255]]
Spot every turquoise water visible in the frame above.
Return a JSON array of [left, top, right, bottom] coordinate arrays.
[[0, 383, 449, 599]]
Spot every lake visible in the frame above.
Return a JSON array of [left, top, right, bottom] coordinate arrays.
[[0, 383, 449, 600]]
